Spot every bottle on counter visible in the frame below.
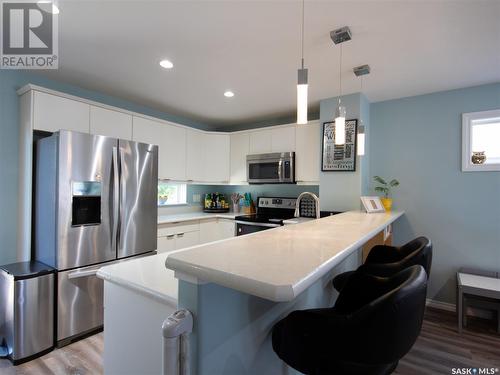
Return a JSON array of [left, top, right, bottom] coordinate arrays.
[[205, 194, 212, 209]]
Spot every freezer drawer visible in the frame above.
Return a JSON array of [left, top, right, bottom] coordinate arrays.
[[57, 265, 104, 344]]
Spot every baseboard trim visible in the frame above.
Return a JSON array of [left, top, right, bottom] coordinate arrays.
[[426, 298, 494, 320], [426, 298, 456, 312]]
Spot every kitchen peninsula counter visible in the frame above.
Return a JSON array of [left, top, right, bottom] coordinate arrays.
[[166, 210, 403, 302]]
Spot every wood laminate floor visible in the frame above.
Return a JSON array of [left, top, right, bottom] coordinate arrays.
[[1, 308, 499, 374]]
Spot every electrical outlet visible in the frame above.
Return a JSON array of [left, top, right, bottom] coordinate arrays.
[[192, 194, 201, 203]]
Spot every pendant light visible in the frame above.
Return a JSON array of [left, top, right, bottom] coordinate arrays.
[[335, 43, 346, 145], [330, 26, 351, 145], [296, 0, 308, 124], [353, 64, 370, 156]]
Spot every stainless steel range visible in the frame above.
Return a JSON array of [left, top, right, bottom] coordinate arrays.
[[35, 130, 158, 346], [235, 197, 297, 236]]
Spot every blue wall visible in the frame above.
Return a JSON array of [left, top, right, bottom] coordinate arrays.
[[370, 83, 500, 304], [319, 93, 370, 211], [0, 70, 211, 265]]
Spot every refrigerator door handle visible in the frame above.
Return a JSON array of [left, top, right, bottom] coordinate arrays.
[[67, 269, 98, 279], [112, 146, 120, 253]]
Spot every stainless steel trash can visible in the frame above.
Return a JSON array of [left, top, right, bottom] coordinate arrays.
[[0, 261, 55, 364]]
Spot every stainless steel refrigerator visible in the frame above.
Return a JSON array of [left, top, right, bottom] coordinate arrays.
[[35, 130, 158, 346]]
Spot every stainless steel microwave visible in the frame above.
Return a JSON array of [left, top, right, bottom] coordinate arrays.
[[247, 152, 295, 184]]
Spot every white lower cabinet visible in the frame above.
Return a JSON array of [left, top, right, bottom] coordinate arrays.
[[199, 219, 219, 244], [175, 231, 200, 249], [158, 218, 235, 253], [219, 219, 236, 239], [157, 235, 176, 253], [199, 218, 235, 242]]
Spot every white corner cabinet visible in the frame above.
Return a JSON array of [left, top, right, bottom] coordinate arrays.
[[157, 218, 235, 254]]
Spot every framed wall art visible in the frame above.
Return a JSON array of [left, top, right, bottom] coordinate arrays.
[[322, 119, 358, 172]]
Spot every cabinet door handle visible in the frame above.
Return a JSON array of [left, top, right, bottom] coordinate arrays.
[[177, 233, 185, 238], [166, 235, 175, 239]]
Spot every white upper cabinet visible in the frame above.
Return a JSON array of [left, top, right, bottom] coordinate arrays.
[[271, 126, 296, 152], [162, 123, 187, 181], [295, 122, 320, 183], [33, 91, 90, 133], [186, 129, 206, 181], [133, 116, 186, 181], [230, 132, 249, 183], [249, 129, 272, 154], [205, 133, 230, 183], [90, 106, 132, 140]]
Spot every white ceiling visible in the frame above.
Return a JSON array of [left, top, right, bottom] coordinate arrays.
[[41, 0, 500, 127]]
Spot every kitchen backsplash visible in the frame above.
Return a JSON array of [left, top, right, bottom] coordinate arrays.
[[157, 184, 320, 216]]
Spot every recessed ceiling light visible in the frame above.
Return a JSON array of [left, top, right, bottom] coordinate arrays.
[[37, 1, 59, 14], [159, 60, 174, 69], [224, 91, 235, 98]]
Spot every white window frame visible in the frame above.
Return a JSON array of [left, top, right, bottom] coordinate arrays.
[[462, 109, 500, 172], [158, 181, 187, 207]]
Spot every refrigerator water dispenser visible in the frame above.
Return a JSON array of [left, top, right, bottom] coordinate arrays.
[[71, 181, 101, 226]]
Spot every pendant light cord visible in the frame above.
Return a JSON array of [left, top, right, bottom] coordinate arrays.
[[301, 0, 305, 69], [338, 43, 343, 106]]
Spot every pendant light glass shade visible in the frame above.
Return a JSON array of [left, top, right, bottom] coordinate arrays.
[[296, 0, 308, 124], [297, 68, 308, 124], [357, 125, 365, 156], [335, 104, 346, 145]]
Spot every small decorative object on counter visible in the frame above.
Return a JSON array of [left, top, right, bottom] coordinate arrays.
[[204, 193, 212, 209], [231, 193, 243, 213], [373, 175, 400, 212], [360, 196, 385, 213], [203, 193, 230, 213], [471, 151, 486, 165]]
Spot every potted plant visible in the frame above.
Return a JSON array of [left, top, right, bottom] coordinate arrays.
[[373, 176, 400, 212], [158, 185, 171, 205]]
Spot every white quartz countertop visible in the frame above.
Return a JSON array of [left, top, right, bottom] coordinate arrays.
[[282, 217, 315, 225], [165, 210, 404, 302], [158, 212, 237, 224], [97, 253, 178, 305]]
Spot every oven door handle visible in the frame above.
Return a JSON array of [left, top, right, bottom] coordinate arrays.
[[235, 221, 281, 228]]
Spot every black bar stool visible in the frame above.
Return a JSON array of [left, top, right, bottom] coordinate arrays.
[[272, 265, 428, 375], [333, 236, 432, 292]]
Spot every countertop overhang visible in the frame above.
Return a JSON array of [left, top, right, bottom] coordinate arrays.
[[165, 210, 404, 302]]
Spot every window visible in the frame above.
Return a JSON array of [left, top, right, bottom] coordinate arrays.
[[462, 109, 500, 172], [158, 181, 187, 206]]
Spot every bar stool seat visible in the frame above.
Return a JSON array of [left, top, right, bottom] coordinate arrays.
[[272, 266, 428, 375], [333, 236, 432, 292]]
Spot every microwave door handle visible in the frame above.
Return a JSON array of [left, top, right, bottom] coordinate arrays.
[[278, 159, 283, 182], [112, 146, 120, 253]]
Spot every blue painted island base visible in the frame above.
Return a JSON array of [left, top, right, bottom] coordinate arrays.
[[178, 249, 361, 375]]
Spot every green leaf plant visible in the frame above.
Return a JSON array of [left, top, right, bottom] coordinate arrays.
[[373, 176, 400, 199]]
